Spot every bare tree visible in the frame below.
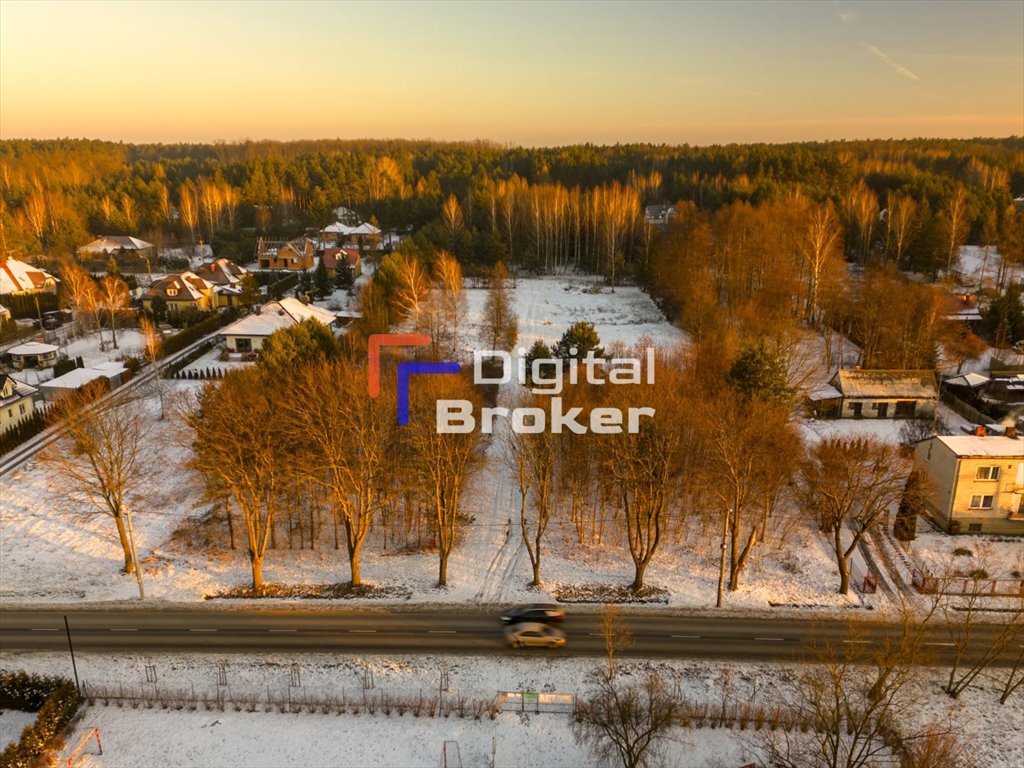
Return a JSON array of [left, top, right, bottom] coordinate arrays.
[[598, 605, 634, 679], [941, 184, 970, 273], [799, 201, 843, 326], [278, 359, 395, 586], [600, 356, 689, 591], [139, 316, 165, 420], [885, 191, 918, 268], [799, 436, 911, 595], [188, 368, 283, 591], [405, 373, 483, 587], [59, 258, 99, 336], [573, 672, 679, 768], [761, 631, 970, 768], [39, 382, 148, 576], [434, 250, 466, 356], [96, 274, 130, 350], [504, 395, 557, 586]]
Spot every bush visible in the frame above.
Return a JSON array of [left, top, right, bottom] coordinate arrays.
[[0, 410, 49, 457], [0, 671, 81, 768], [161, 310, 237, 358], [52, 356, 79, 378]]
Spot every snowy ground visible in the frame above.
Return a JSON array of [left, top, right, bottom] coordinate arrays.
[[1, 650, 1020, 768], [1, 708, 36, 750]]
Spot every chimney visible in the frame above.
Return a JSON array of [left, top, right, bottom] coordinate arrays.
[[975, 426, 987, 437], [1007, 426, 1017, 439]]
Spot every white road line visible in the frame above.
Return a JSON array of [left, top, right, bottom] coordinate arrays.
[[754, 637, 786, 642], [110, 628, 138, 632], [672, 635, 701, 639], [268, 629, 297, 633], [842, 640, 871, 644], [189, 629, 217, 633], [428, 630, 457, 634], [349, 629, 376, 634], [925, 642, 955, 647], [30, 628, 59, 632]]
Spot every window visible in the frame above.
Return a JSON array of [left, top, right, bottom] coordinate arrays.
[[968, 523, 982, 532], [18, 403, 25, 414], [976, 466, 1000, 480], [167, 287, 178, 297], [969, 495, 993, 509]]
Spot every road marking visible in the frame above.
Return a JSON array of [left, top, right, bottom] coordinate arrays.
[[268, 629, 297, 633], [189, 629, 217, 633], [30, 628, 59, 632], [842, 640, 871, 644], [349, 629, 377, 634], [754, 637, 787, 642], [925, 642, 955, 647], [110, 628, 138, 632], [428, 630, 457, 634], [672, 635, 701, 639]]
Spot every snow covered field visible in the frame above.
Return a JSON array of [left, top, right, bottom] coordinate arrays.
[[1, 650, 1019, 768]]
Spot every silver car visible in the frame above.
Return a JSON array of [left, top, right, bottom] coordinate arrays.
[[503, 622, 567, 649]]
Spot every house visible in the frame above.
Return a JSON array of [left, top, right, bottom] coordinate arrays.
[[944, 293, 982, 324], [7, 341, 59, 370], [220, 297, 337, 354], [0, 374, 38, 434], [256, 238, 315, 271], [319, 221, 382, 249], [143, 272, 214, 314], [194, 258, 249, 308], [826, 369, 938, 419], [78, 236, 155, 258], [644, 204, 676, 229], [39, 362, 128, 402], [321, 247, 362, 278], [332, 206, 359, 224], [915, 432, 1024, 535], [0, 258, 59, 296]]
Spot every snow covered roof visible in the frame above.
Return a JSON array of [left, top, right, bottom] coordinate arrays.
[[934, 435, 1024, 458], [807, 385, 842, 401], [79, 236, 155, 254], [321, 221, 381, 236], [146, 271, 211, 301], [8, 341, 59, 356], [221, 297, 336, 338], [0, 258, 58, 295], [40, 368, 107, 390], [944, 372, 989, 389], [194, 258, 246, 287], [91, 361, 128, 376], [0, 373, 37, 403], [831, 369, 937, 400]]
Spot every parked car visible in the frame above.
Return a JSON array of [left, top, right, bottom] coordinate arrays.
[[503, 622, 566, 649], [500, 603, 565, 624]]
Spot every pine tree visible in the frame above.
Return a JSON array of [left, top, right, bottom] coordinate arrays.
[[313, 257, 331, 298]]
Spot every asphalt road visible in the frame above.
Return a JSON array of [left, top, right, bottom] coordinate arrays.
[[1, 609, 1019, 666]]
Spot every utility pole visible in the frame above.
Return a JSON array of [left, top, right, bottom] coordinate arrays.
[[124, 507, 145, 600], [63, 615, 80, 693], [716, 507, 730, 609]]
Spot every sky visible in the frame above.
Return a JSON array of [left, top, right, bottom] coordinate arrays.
[[0, 0, 1021, 147]]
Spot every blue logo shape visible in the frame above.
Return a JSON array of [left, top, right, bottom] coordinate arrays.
[[397, 361, 462, 425]]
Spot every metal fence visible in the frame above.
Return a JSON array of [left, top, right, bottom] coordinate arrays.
[[496, 690, 577, 714]]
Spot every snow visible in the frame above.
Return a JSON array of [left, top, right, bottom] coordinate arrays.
[[1, 650, 1020, 768], [1, 708, 36, 749]]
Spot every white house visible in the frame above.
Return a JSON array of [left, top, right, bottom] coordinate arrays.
[[220, 297, 337, 354], [0, 258, 59, 296]]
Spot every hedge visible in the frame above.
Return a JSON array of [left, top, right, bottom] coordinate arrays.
[[0, 409, 49, 458], [0, 292, 59, 320], [0, 671, 81, 768], [160, 309, 237, 359]]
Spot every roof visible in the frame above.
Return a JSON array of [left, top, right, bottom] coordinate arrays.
[[8, 341, 59, 356], [40, 368, 107, 391], [932, 435, 1024, 459], [79, 236, 155, 254], [322, 247, 360, 270], [0, 258, 58, 295], [194, 258, 246, 287], [321, 221, 381, 236], [945, 372, 989, 389], [807, 385, 843, 401], [145, 271, 211, 301], [221, 297, 337, 338], [0, 373, 37, 404], [831, 369, 937, 400]]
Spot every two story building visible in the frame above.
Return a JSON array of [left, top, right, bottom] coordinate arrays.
[[0, 374, 38, 434], [256, 238, 315, 271], [915, 432, 1024, 536]]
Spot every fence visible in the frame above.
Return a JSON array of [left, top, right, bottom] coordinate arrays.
[[940, 389, 990, 426], [912, 569, 1024, 597], [496, 690, 577, 714]]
